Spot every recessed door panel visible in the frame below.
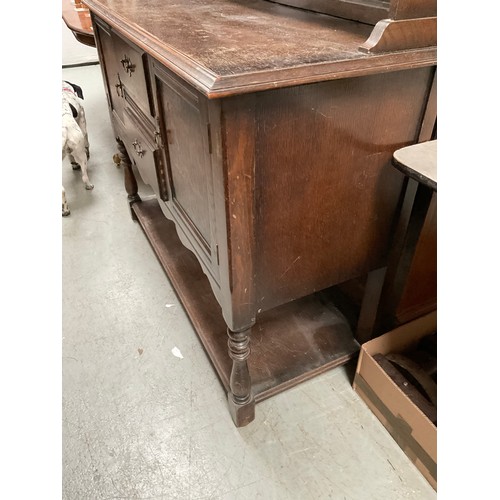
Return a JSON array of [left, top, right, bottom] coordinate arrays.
[[157, 72, 213, 251], [152, 64, 220, 284]]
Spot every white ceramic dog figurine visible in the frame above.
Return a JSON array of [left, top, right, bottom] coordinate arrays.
[[62, 80, 92, 216]]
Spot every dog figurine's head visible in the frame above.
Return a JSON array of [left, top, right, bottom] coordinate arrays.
[[63, 80, 84, 100], [62, 81, 85, 119]]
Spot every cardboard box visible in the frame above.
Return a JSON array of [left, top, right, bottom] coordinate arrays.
[[353, 311, 437, 490]]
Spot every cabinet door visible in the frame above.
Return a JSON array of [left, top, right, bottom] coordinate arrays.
[[152, 63, 220, 283]]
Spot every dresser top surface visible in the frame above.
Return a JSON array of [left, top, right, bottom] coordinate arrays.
[[85, 0, 436, 96]]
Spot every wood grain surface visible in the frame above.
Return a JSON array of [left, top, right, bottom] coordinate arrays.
[[85, 0, 436, 97]]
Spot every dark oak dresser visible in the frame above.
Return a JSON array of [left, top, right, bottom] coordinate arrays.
[[83, 0, 437, 426]]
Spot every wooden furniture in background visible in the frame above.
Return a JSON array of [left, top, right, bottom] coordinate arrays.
[[83, 0, 437, 426], [62, 0, 95, 47], [359, 140, 437, 340]]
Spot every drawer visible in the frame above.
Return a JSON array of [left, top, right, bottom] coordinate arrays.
[[93, 18, 126, 123], [123, 107, 166, 198], [113, 32, 153, 118]]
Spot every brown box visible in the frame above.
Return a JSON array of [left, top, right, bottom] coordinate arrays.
[[353, 311, 437, 490]]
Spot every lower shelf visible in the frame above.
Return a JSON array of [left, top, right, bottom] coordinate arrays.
[[132, 198, 360, 403]]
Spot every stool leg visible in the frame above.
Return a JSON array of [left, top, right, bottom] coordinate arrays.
[[355, 267, 387, 344], [376, 179, 434, 332]]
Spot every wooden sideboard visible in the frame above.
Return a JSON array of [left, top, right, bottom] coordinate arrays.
[[84, 0, 436, 426]]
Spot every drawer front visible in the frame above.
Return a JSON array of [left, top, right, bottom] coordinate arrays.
[[93, 18, 126, 123], [113, 33, 153, 119], [122, 107, 165, 198]]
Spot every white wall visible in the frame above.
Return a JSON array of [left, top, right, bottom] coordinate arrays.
[[62, 19, 98, 66]]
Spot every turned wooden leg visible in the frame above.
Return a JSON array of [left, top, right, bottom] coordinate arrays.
[[227, 326, 255, 427], [116, 138, 141, 217]]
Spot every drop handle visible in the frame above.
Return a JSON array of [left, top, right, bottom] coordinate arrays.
[[132, 139, 145, 158], [120, 55, 135, 76], [115, 75, 124, 97]]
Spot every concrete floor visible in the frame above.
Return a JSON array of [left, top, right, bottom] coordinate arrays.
[[62, 64, 436, 500]]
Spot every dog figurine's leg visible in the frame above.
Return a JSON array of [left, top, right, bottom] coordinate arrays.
[[72, 146, 93, 190], [62, 186, 70, 216], [76, 106, 90, 159], [70, 158, 81, 170], [69, 153, 81, 170], [65, 121, 93, 190]]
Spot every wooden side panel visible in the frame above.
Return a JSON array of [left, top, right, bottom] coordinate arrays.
[[219, 95, 258, 331], [254, 66, 435, 311]]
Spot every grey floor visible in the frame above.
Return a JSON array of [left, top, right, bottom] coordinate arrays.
[[62, 64, 437, 500]]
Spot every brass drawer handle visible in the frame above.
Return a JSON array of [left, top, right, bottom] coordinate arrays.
[[115, 75, 124, 97], [120, 55, 135, 76], [132, 139, 145, 158]]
